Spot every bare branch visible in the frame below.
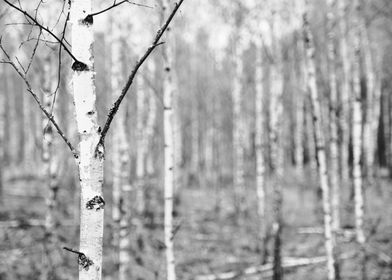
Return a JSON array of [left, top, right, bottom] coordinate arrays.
[[98, 0, 185, 147], [0, 41, 78, 158], [3, 0, 81, 65], [89, 0, 153, 18], [25, 28, 42, 73]]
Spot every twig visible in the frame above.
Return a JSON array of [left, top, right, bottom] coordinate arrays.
[[98, 0, 184, 148], [89, 0, 152, 18], [3, 0, 80, 64], [0, 41, 78, 158]]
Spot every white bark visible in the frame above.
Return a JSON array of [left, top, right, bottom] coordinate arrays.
[[352, 0, 366, 246], [110, 11, 131, 280], [326, 0, 341, 232], [268, 4, 284, 278], [254, 32, 267, 262], [0, 65, 5, 201], [162, 0, 176, 279], [71, 1, 104, 279], [303, 3, 337, 279], [145, 62, 157, 175], [136, 73, 147, 214], [362, 24, 378, 180], [338, 0, 350, 183], [232, 30, 245, 214]]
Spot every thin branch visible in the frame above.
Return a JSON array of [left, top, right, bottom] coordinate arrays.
[[89, 0, 152, 18], [0, 41, 78, 158], [3, 0, 80, 64], [25, 28, 42, 73], [98, 0, 184, 147]]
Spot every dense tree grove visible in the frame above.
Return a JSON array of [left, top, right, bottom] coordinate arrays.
[[0, 0, 392, 279]]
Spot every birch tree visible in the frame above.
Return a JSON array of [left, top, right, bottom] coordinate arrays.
[[110, 10, 132, 279], [326, 0, 341, 232], [303, 1, 338, 279], [70, 1, 105, 279], [41, 5, 60, 276], [268, 3, 284, 278], [232, 4, 246, 216], [338, 0, 350, 183], [162, 0, 177, 279], [1, 1, 184, 279], [352, 0, 366, 277]]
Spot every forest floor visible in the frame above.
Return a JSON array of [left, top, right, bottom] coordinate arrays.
[[0, 166, 391, 280]]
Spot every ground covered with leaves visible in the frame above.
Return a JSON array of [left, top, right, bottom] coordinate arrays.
[[0, 167, 391, 279]]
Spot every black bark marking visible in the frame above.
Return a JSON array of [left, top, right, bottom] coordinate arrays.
[[78, 254, 94, 270], [63, 247, 94, 271], [82, 15, 93, 25], [72, 61, 89, 71], [86, 196, 105, 211]]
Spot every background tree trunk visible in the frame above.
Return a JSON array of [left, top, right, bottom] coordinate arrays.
[[303, 2, 338, 279]]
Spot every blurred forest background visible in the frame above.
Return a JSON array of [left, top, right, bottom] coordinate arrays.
[[0, 0, 392, 279]]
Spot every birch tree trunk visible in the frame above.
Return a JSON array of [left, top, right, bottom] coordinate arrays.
[[303, 3, 337, 279], [71, 1, 105, 279], [145, 61, 157, 176], [232, 28, 245, 216], [0, 65, 4, 202], [352, 1, 366, 277], [269, 5, 284, 279], [41, 45, 60, 280], [162, 0, 176, 279], [326, 0, 341, 232], [136, 74, 147, 215], [362, 23, 378, 181], [110, 11, 131, 280], [294, 43, 304, 172], [254, 31, 268, 264], [338, 0, 350, 183]]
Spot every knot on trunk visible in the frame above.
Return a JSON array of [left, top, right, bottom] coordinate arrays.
[[63, 247, 94, 271], [78, 253, 94, 270], [82, 15, 93, 25], [71, 61, 88, 72], [86, 195, 105, 211]]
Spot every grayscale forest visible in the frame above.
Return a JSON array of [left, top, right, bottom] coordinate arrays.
[[0, 0, 391, 279]]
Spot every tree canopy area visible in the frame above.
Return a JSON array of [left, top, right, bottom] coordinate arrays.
[[0, 0, 392, 280]]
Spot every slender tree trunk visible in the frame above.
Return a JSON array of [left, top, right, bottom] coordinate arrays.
[[162, 1, 176, 279], [71, 1, 105, 279], [0, 65, 5, 202], [362, 23, 378, 181], [294, 45, 304, 172], [303, 3, 337, 280], [145, 61, 157, 176], [338, 0, 350, 183], [136, 74, 147, 215], [269, 6, 284, 279], [254, 33, 268, 264], [326, 0, 341, 232], [41, 44, 59, 280], [110, 11, 132, 280], [232, 30, 245, 216], [191, 97, 199, 186], [352, 1, 366, 278]]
